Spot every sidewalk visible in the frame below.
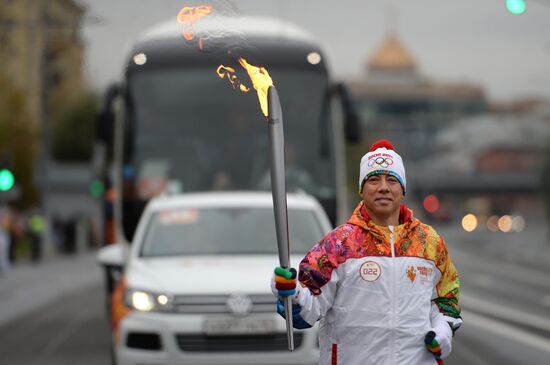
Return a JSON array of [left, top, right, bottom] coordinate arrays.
[[0, 249, 102, 327]]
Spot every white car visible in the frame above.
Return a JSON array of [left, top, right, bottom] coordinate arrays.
[[98, 191, 332, 365]]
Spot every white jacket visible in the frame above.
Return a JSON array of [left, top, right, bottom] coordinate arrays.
[[287, 203, 462, 365]]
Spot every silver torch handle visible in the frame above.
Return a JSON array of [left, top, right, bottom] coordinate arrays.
[[267, 85, 294, 351]]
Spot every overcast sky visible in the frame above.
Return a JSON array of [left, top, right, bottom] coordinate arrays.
[[76, 0, 550, 101]]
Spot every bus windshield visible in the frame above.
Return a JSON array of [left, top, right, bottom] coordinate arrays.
[[126, 66, 335, 199]]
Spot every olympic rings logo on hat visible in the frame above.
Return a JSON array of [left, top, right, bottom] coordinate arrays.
[[367, 157, 393, 169]]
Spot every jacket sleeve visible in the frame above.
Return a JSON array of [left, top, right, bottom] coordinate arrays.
[[433, 233, 462, 332], [429, 302, 453, 358], [291, 226, 348, 327]]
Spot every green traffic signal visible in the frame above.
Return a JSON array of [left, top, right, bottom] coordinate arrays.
[[506, 0, 526, 14], [0, 168, 14, 191], [90, 179, 105, 198]]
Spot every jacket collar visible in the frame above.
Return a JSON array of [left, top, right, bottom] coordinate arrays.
[[348, 201, 416, 232]]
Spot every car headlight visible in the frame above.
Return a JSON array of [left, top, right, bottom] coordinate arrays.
[[125, 289, 174, 312]]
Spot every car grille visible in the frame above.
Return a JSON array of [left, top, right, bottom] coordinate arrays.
[[172, 294, 275, 314], [175, 333, 303, 352]]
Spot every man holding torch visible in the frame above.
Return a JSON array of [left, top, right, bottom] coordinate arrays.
[[271, 139, 462, 365]]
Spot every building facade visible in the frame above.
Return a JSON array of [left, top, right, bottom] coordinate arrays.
[[0, 0, 85, 127], [346, 31, 487, 161], [345, 30, 549, 230], [412, 104, 550, 226]]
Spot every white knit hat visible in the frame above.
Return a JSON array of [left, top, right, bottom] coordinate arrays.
[[359, 139, 406, 194]]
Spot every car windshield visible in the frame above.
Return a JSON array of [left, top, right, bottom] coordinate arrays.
[[140, 207, 326, 256]]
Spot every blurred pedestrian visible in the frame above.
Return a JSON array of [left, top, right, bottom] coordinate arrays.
[[52, 214, 65, 252], [0, 208, 11, 274], [7, 210, 24, 264], [87, 217, 100, 248], [271, 139, 462, 365], [27, 210, 44, 262], [257, 144, 314, 193], [63, 215, 77, 254]]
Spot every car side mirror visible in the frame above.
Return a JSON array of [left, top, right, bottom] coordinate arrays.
[[97, 242, 126, 312], [97, 242, 125, 269]]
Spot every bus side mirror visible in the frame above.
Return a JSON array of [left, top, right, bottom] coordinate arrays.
[[96, 83, 120, 147], [333, 83, 361, 144]]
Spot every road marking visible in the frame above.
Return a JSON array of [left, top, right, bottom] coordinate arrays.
[[453, 249, 550, 289], [452, 339, 493, 365], [473, 274, 493, 288], [43, 314, 86, 355], [461, 292, 550, 333], [464, 310, 550, 355]]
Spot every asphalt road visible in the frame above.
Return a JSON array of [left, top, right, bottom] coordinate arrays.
[[443, 227, 550, 365], [0, 282, 111, 365], [1, 227, 549, 364]]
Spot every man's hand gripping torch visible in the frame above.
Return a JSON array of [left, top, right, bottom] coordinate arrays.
[[267, 85, 294, 351]]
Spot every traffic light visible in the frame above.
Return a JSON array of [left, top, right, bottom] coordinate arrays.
[[506, 0, 526, 14], [0, 168, 14, 191], [90, 179, 105, 198]]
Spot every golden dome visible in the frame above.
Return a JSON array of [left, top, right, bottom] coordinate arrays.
[[368, 33, 417, 71]]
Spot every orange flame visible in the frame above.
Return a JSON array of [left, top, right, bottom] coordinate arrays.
[[176, 5, 213, 41], [175, 7, 274, 117], [238, 58, 273, 117], [216, 65, 251, 92]]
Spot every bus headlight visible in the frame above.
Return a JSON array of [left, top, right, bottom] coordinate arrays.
[[125, 289, 173, 312]]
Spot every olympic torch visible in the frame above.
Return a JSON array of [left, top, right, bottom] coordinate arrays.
[[214, 57, 293, 349], [267, 85, 294, 351]]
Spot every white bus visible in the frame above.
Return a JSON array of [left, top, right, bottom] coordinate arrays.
[[95, 14, 359, 245]]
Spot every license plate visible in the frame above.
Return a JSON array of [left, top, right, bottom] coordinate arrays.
[[204, 318, 274, 335]]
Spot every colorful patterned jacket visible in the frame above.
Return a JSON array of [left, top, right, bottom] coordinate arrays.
[[291, 202, 462, 365]]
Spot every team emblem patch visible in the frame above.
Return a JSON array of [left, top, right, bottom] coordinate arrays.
[[406, 265, 416, 283], [360, 261, 381, 282], [417, 266, 434, 284]]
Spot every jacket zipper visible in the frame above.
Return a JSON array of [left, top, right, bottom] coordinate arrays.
[[389, 226, 396, 365]]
